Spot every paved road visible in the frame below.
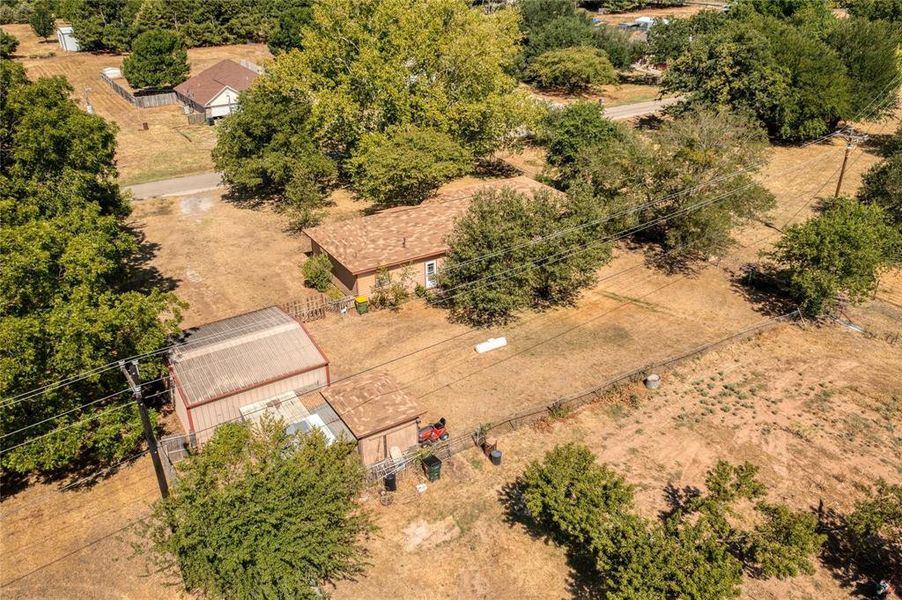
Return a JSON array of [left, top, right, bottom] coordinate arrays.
[[125, 171, 223, 200], [124, 97, 682, 198], [605, 96, 682, 121]]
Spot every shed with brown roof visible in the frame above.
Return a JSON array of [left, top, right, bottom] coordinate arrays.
[[319, 372, 425, 464], [174, 59, 259, 119], [302, 176, 559, 297]]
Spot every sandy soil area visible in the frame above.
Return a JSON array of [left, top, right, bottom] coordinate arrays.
[[1, 23, 271, 185]]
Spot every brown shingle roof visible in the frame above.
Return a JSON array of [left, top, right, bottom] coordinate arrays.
[[320, 372, 423, 439], [174, 59, 258, 107], [304, 176, 558, 274]]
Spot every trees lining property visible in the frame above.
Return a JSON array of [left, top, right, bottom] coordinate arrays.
[[514, 444, 825, 599], [142, 421, 372, 599], [0, 60, 183, 475], [662, 5, 901, 140]]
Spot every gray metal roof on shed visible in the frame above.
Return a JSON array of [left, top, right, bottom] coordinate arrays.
[[169, 307, 328, 408]]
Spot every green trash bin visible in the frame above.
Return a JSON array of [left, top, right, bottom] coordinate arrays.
[[355, 295, 368, 315], [422, 455, 442, 481]]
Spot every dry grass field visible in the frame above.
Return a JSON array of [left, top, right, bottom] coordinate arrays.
[[1, 23, 271, 185]]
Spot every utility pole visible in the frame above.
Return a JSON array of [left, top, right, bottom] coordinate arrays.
[[119, 360, 169, 499], [834, 128, 868, 198]]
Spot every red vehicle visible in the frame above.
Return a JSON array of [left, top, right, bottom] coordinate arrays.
[[418, 417, 449, 446]]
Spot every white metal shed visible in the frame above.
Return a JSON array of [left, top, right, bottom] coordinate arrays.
[[56, 26, 80, 52]]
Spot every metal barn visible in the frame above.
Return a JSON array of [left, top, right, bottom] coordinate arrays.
[[168, 307, 330, 445]]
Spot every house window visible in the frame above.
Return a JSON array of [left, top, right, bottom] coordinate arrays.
[[425, 260, 437, 289]]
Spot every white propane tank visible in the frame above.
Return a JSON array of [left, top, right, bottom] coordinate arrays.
[[475, 337, 507, 354]]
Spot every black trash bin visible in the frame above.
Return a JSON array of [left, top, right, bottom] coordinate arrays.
[[384, 472, 397, 492], [422, 455, 442, 481]]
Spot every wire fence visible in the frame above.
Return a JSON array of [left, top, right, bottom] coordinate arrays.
[[362, 310, 799, 485]]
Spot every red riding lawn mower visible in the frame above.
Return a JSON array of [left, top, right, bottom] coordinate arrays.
[[418, 417, 449, 447]]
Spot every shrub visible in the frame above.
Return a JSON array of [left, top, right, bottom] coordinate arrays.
[[0, 29, 18, 58], [370, 267, 412, 310], [348, 126, 472, 206], [766, 198, 902, 316], [122, 30, 189, 90], [302, 253, 333, 292], [744, 503, 826, 578], [527, 47, 617, 92]]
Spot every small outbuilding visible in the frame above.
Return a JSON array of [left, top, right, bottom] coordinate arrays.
[[319, 372, 425, 465], [56, 26, 80, 52], [168, 306, 330, 445], [174, 59, 259, 120]]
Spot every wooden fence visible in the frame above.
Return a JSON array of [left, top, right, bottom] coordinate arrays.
[[279, 294, 356, 322], [101, 72, 179, 108]]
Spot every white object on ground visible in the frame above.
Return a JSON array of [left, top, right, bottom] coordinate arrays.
[[416, 483, 428, 494], [475, 337, 507, 354]]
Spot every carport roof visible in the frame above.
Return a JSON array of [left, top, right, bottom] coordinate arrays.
[[169, 307, 328, 408]]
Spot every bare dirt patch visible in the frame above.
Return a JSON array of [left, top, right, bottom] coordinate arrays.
[[2, 23, 271, 185], [330, 301, 902, 600], [598, 4, 716, 26], [129, 190, 316, 328]]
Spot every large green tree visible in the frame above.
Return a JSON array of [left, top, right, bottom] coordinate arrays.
[[143, 421, 372, 599], [0, 62, 182, 475], [858, 151, 902, 227], [29, 0, 54, 40], [0, 28, 18, 58], [347, 125, 472, 206], [262, 0, 534, 158], [765, 198, 901, 316], [527, 46, 617, 93], [440, 187, 614, 326], [121, 29, 189, 89]]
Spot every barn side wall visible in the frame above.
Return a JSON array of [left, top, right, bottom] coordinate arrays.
[[188, 367, 328, 444]]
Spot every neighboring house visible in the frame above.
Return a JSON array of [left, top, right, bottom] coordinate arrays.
[[168, 307, 425, 464], [302, 176, 559, 297], [173, 59, 258, 120], [56, 26, 80, 52]]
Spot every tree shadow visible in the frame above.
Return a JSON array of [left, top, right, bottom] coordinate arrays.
[[474, 157, 522, 179], [498, 479, 606, 599], [728, 264, 798, 317], [124, 226, 180, 294], [661, 482, 702, 518], [817, 505, 901, 598], [221, 185, 272, 209], [862, 129, 901, 159]]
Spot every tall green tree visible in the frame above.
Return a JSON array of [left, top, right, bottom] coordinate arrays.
[[262, 0, 534, 158], [765, 198, 901, 316], [267, 4, 312, 54], [527, 46, 617, 93], [0, 64, 183, 475], [347, 125, 472, 206], [858, 153, 902, 227], [142, 421, 372, 599], [29, 0, 54, 40], [122, 29, 189, 89], [638, 108, 774, 262], [441, 187, 614, 326]]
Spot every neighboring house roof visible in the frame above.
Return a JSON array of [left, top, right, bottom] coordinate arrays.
[[319, 372, 424, 439], [173, 59, 258, 107], [169, 306, 328, 407], [304, 176, 558, 275]]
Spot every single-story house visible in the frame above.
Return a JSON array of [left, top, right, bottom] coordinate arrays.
[[302, 176, 559, 297], [57, 26, 80, 52], [168, 306, 331, 445], [318, 372, 424, 465], [174, 59, 258, 120]]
